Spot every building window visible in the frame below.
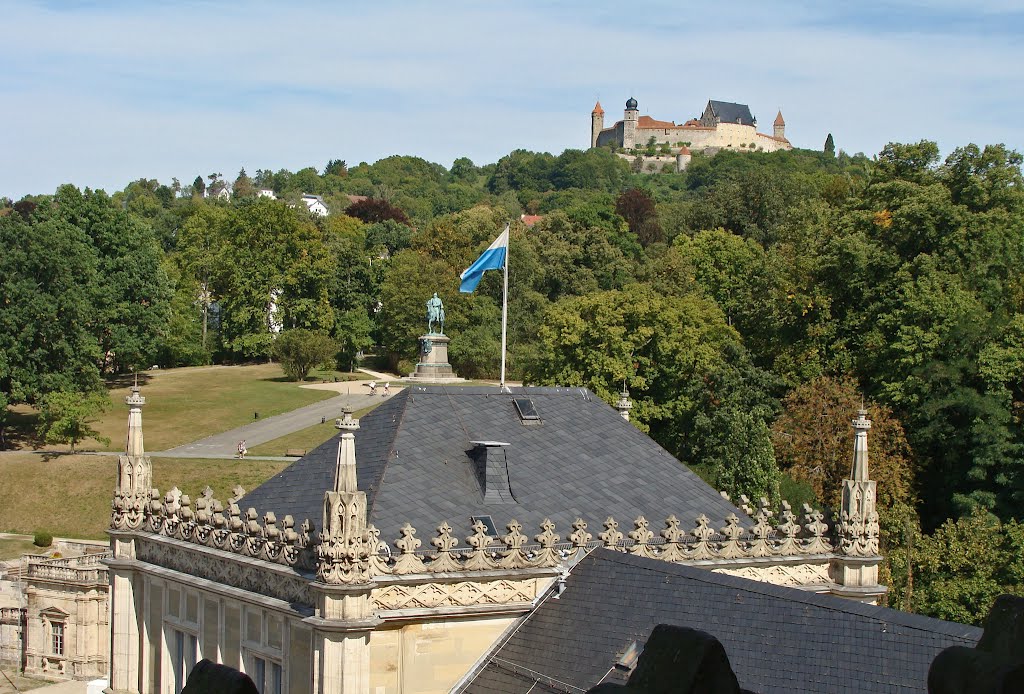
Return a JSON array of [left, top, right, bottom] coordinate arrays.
[[51, 621, 64, 656], [250, 655, 282, 694], [171, 628, 198, 694]]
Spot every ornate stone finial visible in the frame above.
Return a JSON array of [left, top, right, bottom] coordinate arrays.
[[333, 406, 360, 494], [112, 382, 153, 530], [124, 384, 146, 459], [851, 408, 872, 481], [615, 382, 633, 422]]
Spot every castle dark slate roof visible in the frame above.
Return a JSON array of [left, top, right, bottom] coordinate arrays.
[[463, 550, 982, 694], [708, 100, 756, 126], [240, 386, 744, 543]]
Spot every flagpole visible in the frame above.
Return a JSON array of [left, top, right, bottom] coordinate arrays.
[[500, 223, 509, 391]]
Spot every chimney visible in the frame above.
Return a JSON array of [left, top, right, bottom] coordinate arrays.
[[470, 441, 515, 504]]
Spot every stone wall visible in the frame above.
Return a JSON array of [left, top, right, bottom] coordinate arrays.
[[369, 616, 516, 694]]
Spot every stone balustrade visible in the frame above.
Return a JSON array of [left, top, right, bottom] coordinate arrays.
[[26, 552, 111, 585], [112, 483, 879, 587]]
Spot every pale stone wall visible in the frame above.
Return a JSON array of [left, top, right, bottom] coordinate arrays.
[[369, 615, 516, 694], [0, 606, 25, 669], [24, 554, 108, 681]]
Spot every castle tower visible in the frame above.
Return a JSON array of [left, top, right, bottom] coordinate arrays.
[[774, 110, 786, 139], [623, 97, 639, 151], [591, 101, 605, 148], [830, 408, 885, 604]]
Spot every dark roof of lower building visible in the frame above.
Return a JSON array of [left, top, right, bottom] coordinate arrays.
[[240, 386, 744, 544], [708, 100, 756, 126], [463, 549, 982, 694]]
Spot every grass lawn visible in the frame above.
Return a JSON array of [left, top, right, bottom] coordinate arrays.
[[248, 402, 385, 457], [0, 453, 288, 540], [5, 363, 349, 454], [0, 537, 50, 561]]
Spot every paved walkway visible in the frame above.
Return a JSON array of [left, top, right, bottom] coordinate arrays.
[[158, 373, 402, 458]]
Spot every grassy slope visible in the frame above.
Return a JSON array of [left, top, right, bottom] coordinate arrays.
[[248, 402, 384, 456], [0, 453, 288, 540], [91, 363, 337, 452]]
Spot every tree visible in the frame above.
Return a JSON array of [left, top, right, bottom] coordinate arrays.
[[885, 510, 1024, 625], [53, 186, 172, 373], [37, 389, 110, 453], [0, 203, 102, 404], [615, 188, 664, 247], [272, 329, 337, 381], [191, 176, 206, 198], [824, 133, 835, 158], [0, 392, 8, 448], [772, 376, 916, 524], [334, 310, 374, 372], [344, 198, 410, 225], [324, 159, 348, 178]]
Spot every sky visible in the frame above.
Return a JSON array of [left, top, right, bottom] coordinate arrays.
[[3, 0, 1023, 199]]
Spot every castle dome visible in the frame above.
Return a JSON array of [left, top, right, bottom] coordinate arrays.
[[625, 97, 638, 110]]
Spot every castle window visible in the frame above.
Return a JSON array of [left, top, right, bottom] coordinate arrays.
[[51, 620, 64, 656]]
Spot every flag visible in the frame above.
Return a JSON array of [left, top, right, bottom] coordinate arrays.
[[459, 224, 509, 293]]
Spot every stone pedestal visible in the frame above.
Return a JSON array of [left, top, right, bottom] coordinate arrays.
[[405, 334, 464, 383]]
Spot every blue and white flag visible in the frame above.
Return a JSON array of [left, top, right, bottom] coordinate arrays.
[[459, 224, 509, 293]]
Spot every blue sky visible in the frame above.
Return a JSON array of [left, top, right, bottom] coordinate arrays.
[[3, 0, 1023, 199]]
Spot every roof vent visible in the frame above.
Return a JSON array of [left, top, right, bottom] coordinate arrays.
[[513, 397, 541, 423], [469, 441, 516, 504]]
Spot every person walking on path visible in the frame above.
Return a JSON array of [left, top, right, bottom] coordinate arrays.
[[383, 382, 390, 397], [237, 440, 247, 459]]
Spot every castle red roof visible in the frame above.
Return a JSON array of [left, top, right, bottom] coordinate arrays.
[[638, 115, 678, 129], [774, 110, 785, 126], [592, 101, 604, 115]]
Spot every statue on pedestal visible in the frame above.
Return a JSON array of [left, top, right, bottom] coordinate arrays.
[[426, 293, 445, 335]]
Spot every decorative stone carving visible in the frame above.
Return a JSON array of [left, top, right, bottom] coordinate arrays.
[[317, 491, 372, 584], [713, 562, 831, 587], [628, 516, 657, 558], [426, 522, 462, 573], [392, 524, 426, 575], [372, 579, 536, 611], [599, 517, 623, 550], [135, 538, 313, 606]]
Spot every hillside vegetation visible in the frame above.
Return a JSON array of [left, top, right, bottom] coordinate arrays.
[[3, 141, 1023, 623]]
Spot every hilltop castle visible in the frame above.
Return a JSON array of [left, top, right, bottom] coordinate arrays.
[[591, 97, 792, 169]]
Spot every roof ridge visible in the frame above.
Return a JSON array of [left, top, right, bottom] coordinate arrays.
[[591, 550, 980, 638]]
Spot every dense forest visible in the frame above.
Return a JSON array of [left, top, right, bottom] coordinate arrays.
[[2, 142, 1022, 624]]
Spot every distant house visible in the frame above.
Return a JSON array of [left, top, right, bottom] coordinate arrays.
[[301, 193, 329, 217], [256, 189, 277, 199], [205, 184, 231, 201], [520, 214, 543, 227]]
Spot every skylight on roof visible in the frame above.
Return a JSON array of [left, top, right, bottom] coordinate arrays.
[[470, 515, 497, 536], [513, 397, 540, 421]]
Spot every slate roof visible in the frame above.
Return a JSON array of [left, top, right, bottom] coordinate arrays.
[[463, 550, 982, 694], [708, 100, 756, 126], [240, 386, 744, 544]]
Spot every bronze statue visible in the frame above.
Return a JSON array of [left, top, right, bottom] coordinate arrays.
[[426, 293, 445, 334]]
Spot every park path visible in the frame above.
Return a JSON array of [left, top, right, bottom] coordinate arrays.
[[156, 372, 402, 458]]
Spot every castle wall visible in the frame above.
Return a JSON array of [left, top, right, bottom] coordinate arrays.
[[369, 615, 516, 694]]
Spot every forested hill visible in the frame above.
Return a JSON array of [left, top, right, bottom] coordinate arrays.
[[3, 142, 1023, 623]]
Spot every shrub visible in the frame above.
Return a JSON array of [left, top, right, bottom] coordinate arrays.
[[34, 531, 53, 547]]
